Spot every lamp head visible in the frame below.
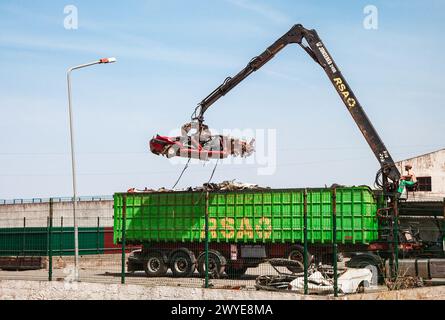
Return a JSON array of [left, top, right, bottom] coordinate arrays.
[[99, 57, 117, 64]]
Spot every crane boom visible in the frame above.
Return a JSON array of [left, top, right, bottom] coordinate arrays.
[[192, 24, 400, 185]]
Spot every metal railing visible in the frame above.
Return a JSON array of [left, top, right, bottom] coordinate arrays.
[[0, 196, 113, 205]]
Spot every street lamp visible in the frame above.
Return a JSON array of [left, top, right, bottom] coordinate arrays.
[[67, 57, 116, 281]]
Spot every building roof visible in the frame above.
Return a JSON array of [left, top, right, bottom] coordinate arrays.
[[395, 148, 445, 163]]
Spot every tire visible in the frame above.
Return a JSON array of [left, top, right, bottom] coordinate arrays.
[[166, 145, 180, 158], [347, 254, 384, 285], [143, 251, 168, 277], [225, 266, 248, 278], [197, 250, 227, 279], [286, 245, 312, 273], [128, 250, 144, 273], [355, 261, 381, 284], [170, 250, 196, 277]]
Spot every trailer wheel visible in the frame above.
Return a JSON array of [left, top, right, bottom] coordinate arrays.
[[286, 245, 312, 273], [170, 249, 196, 277], [144, 251, 168, 277], [197, 250, 227, 279], [225, 266, 248, 278]]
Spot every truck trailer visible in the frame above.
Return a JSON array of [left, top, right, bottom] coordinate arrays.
[[113, 187, 445, 280]]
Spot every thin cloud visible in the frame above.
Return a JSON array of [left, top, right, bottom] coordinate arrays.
[[226, 0, 290, 24], [263, 70, 304, 84], [0, 33, 238, 69]]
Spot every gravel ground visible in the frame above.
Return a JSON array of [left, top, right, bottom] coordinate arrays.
[[0, 262, 283, 289], [0, 255, 388, 295]]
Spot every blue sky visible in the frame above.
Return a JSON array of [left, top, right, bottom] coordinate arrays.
[[0, 0, 444, 199]]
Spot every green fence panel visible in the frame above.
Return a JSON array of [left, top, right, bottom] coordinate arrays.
[[0, 227, 105, 256]]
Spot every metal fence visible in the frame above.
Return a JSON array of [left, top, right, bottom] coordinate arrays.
[[0, 194, 444, 297]]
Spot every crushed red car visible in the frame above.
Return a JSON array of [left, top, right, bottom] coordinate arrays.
[[150, 122, 255, 161]]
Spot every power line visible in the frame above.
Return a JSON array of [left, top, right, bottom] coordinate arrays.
[[0, 143, 442, 156]]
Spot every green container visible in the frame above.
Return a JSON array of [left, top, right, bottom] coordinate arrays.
[[113, 187, 379, 245], [0, 227, 105, 256]]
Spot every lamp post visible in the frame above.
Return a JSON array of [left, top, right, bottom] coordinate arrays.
[[67, 57, 116, 281]]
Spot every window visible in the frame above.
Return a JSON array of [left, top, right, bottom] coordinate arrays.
[[416, 177, 432, 191]]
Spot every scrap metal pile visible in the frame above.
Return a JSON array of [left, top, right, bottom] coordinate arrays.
[[128, 180, 268, 193], [255, 259, 374, 295], [150, 122, 255, 160], [195, 180, 269, 192]]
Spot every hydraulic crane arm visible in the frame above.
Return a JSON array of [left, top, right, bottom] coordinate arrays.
[[192, 24, 400, 184]]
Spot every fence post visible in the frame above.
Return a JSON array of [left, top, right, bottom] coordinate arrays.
[[60, 216, 63, 256], [22, 217, 26, 257], [393, 199, 399, 280], [121, 194, 127, 285], [97, 217, 100, 254], [332, 188, 338, 297], [48, 198, 53, 281], [204, 191, 210, 289], [303, 189, 308, 295], [443, 197, 445, 218], [442, 198, 445, 254]]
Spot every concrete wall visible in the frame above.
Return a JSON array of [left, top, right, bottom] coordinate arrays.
[[0, 280, 320, 300], [0, 200, 114, 228], [396, 149, 445, 200], [345, 285, 445, 300], [1, 280, 445, 300]]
